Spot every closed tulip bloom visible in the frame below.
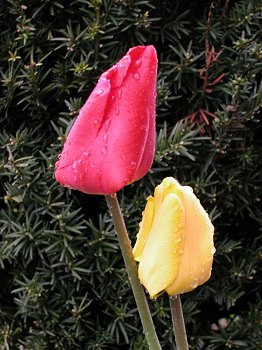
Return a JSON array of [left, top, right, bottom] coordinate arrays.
[[133, 177, 215, 298], [55, 45, 157, 195]]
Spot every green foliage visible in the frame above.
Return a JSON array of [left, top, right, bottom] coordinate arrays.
[[0, 0, 261, 349]]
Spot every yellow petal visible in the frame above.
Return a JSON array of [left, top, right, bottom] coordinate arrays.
[[134, 178, 182, 262], [133, 196, 154, 262], [153, 177, 182, 213], [166, 186, 215, 295], [138, 193, 185, 298]]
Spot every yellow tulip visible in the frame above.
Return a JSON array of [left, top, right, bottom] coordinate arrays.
[[133, 177, 215, 298]]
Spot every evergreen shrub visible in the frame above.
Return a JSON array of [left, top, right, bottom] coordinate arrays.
[[0, 0, 261, 349]]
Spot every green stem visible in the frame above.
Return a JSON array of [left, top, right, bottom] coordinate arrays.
[[169, 295, 189, 350], [105, 194, 162, 350]]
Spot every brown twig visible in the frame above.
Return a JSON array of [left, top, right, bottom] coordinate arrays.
[[182, 2, 225, 134], [222, 0, 230, 17]]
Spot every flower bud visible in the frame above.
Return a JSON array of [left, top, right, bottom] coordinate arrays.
[[55, 45, 157, 195], [133, 177, 215, 298]]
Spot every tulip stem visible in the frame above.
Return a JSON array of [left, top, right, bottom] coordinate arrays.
[[169, 295, 189, 350], [105, 194, 162, 350]]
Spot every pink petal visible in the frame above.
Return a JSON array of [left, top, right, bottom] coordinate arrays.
[[55, 45, 157, 195]]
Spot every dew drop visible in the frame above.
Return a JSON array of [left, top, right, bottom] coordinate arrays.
[[117, 89, 123, 99], [115, 107, 120, 115], [94, 89, 104, 96], [190, 280, 198, 289], [211, 247, 216, 255], [90, 163, 95, 169], [133, 73, 140, 80], [84, 162, 89, 173], [102, 146, 107, 155], [55, 160, 60, 168], [83, 151, 90, 159], [58, 153, 62, 160], [105, 119, 111, 132], [130, 161, 136, 168], [121, 57, 129, 65], [140, 125, 148, 131], [135, 58, 142, 67], [93, 120, 100, 128], [103, 134, 108, 143], [72, 161, 78, 173]]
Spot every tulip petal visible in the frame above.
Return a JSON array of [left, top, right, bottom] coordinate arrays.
[[138, 193, 185, 298], [166, 186, 215, 295], [56, 79, 111, 171], [98, 45, 157, 191], [133, 196, 154, 261], [55, 45, 157, 195]]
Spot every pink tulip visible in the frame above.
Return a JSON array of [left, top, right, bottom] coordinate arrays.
[[55, 45, 158, 195]]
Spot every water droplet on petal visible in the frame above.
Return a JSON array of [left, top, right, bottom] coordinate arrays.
[[83, 151, 90, 160], [130, 161, 136, 168], [94, 89, 104, 96], [58, 153, 62, 160], [103, 134, 108, 143], [119, 56, 131, 69], [84, 162, 89, 173], [72, 161, 78, 173], [105, 119, 111, 132], [102, 146, 107, 155], [117, 89, 122, 99], [111, 95, 116, 102], [190, 280, 198, 289], [115, 108, 120, 115], [133, 73, 140, 80], [140, 125, 148, 133], [135, 58, 142, 67], [93, 120, 100, 128]]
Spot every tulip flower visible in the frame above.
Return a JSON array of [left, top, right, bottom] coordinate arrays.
[[55, 45, 157, 195], [133, 177, 215, 298]]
